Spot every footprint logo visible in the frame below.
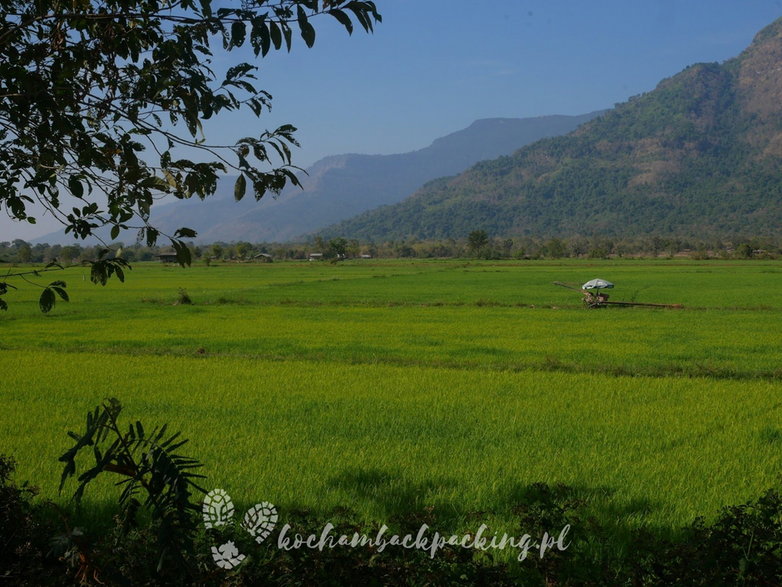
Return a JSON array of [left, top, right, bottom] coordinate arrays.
[[211, 541, 245, 569], [203, 488, 235, 529], [203, 489, 278, 568], [242, 502, 278, 544]]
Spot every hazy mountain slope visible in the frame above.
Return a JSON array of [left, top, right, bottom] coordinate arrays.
[[322, 18, 782, 241], [149, 113, 603, 243], [29, 113, 601, 245]]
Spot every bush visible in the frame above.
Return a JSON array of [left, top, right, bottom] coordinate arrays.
[[644, 488, 782, 585], [176, 288, 193, 305], [0, 455, 63, 585]]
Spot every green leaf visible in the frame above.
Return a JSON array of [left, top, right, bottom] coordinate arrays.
[[51, 284, 69, 302], [145, 227, 159, 247], [269, 21, 282, 49], [234, 174, 247, 202], [89, 262, 107, 286], [171, 240, 192, 267], [329, 9, 354, 34], [297, 6, 316, 47], [173, 227, 197, 239], [257, 21, 271, 56], [39, 287, 56, 313], [68, 176, 84, 198], [231, 21, 246, 48]]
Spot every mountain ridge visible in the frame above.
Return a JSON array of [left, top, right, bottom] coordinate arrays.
[[194, 113, 604, 243], [320, 17, 782, 242], [31, 112, 603, 244]]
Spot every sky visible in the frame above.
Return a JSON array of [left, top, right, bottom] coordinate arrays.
[[3, 0, 782, 241]]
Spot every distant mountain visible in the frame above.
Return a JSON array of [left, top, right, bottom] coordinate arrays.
[[146, 112, 603, 243], [322, 18, 782, 242], [32, 112, 603, 245]]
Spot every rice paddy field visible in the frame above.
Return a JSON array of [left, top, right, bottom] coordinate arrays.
[[2, 258, 782, 547]]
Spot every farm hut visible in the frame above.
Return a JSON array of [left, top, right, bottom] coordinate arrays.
[[254, 253, 273, 263], [156, 248, 178, 263]]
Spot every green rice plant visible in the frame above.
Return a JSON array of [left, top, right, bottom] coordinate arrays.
[[3, 350, 782, 535], [1, 258, 782, 545]]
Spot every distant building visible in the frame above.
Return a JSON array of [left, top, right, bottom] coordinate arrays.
[[253, 253, 273, 263], [360, 254, 372, 259], [308, 253, 324, 261], [156, 248, 178, 263]]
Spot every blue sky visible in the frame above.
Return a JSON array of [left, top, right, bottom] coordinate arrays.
[[235, 0, 782, 166], [3, 0, 782, 241]]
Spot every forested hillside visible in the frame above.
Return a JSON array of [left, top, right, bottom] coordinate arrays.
[[323, 18, 782, 241]]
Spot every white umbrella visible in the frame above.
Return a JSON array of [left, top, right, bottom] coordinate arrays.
[[582, 278, 614, 290]]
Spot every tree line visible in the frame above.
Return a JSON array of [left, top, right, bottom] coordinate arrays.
[[2, 233, 780, 265]]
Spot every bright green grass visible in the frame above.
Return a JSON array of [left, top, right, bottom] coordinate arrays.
[[3, 304, 781, 378], [4, 350, 782, 532], [4, 258, 782, 309], [1, 259, 782, 539]]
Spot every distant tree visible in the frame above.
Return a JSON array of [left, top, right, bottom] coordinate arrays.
[[210, 244, 224, 260], [467, 230, 489, 253], [328, 237, 348, 258], [613, 239, 634, 258], [588, 247, 609, 259], [650, 236, 665, 257], [137, 248, 155, 262], [396, 244, 416, 258], [347, 239, 361, 258], [313, 236, 327, 253], [568, 237, 589, 258], [40, 245, 58, 263], [544, 238, 566, 259], [235, 241, 253, 260], [16, 243, 31, 264], [735, 243, 754, 259], [272, 246, 289, 259], [60, 245, 81, 263]]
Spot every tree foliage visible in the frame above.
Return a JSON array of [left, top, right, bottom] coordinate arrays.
[[467, 229, 488, 252], [0, 0, 381, 266]]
